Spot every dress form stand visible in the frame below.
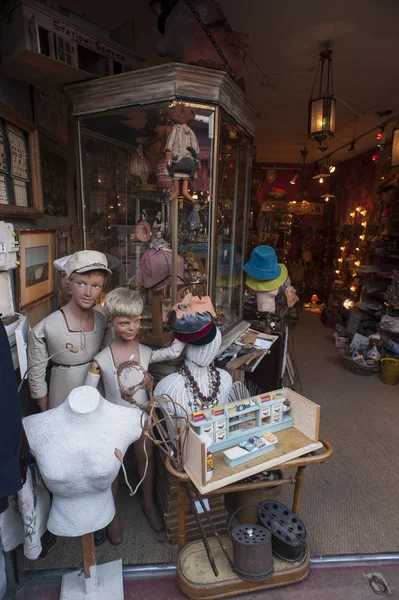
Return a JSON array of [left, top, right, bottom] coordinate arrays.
[[23, 386, 142, 600], [61, 532, 123, 599]]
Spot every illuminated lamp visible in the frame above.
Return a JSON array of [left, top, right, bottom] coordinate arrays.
[[308, 48, 336, 149], [391, 127, 399, 168]]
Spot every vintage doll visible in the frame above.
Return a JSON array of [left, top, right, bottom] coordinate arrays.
[[138, 234, 184, 291], [85, 287, 185, 540], [187, 202, 202, 241], [28, 251, 112, 412], [165, 103, 200, 202], [130, 143, 151, 186]]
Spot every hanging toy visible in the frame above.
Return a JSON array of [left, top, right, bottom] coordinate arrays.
[[165, 103, 200, 202]]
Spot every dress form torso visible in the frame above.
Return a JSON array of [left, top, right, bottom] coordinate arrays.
[[153, 329, 232, 415], [23, 387, 141, 537]]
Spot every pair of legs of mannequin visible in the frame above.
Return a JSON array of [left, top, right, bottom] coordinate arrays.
[[106, 433, 164, 545], [169, 178, 196, 202]]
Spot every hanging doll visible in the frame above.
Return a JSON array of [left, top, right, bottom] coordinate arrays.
[[165, 103, 200, 202], [130, 143, 151, 186]]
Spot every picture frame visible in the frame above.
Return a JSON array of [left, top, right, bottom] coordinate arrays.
[[0, 103, 44, 219], [16, 229, 57, 311]]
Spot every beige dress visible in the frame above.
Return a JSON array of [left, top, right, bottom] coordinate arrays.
[[28, 310, 112, 409], [85, 339, 185, 412]]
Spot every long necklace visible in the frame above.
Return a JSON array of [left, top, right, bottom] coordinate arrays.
[[180, 362, 221, 409]]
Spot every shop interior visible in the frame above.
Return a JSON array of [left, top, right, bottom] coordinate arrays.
[[0, 1, 398, 599]]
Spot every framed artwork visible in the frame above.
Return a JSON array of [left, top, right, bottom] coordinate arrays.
[[40, 139, 68, 216], [17, 230, 57, 311], [0, 103, 44, 218]]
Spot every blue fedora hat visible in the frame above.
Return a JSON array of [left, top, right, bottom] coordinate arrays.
[[243, 246, 281, 281]]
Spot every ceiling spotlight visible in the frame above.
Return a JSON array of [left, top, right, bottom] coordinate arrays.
[[318, 177, 324, 183], [290, 173, 298, 185], [348, 142, 355, 152], [322, 162, 335, 174]]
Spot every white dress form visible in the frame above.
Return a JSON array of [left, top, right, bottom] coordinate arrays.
[[153, 329, 232, 415], [23, 386, 142, 537]]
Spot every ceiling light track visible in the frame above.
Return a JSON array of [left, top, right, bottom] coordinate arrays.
[[312, 113, 399, 165]]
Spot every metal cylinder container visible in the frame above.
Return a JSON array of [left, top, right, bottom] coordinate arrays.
[[229, 505, 274, 581]]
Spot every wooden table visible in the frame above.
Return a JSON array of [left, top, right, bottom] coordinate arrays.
[[166, 438, 333, 550]]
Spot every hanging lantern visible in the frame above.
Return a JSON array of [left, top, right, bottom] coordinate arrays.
[[391, 127, 399, 168], [308, 48, 336, 148]]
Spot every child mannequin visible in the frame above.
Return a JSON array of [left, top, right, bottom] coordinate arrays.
[[85, 287, 185, 541], [28, 250, 112, 412]]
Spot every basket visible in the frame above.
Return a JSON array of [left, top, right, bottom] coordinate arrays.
[[340, 355, 379, 376], [231, 471, 283, 524], [380, 358, 399, 385]]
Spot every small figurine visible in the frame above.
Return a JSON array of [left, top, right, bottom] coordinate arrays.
[[130, 143, 151, 186], [136, 210, 152, 242], [152, 210, 164, 236], [165, 103, 200, 202], [187, 202, 202, 241]]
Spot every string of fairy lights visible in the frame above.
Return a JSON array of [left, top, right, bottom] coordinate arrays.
[[334, 205, 368, 305]]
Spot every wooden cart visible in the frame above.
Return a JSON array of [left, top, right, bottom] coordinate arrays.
[[166, 438, 333, 599]]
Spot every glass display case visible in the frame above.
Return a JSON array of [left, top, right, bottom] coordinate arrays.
[[68, 64, 257, 344]]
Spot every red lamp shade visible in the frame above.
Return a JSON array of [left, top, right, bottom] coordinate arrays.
[[311, 294, 319, 302]]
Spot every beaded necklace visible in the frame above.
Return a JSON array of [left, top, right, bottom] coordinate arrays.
[[180, 362, 221, 409]]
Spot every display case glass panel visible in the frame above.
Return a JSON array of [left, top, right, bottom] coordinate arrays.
[[215, 113, 251, 322], [79, 102, 215, 339]]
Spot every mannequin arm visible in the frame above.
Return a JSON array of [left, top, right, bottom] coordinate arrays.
[[85, 361, 101, 388], [150, 339, 185, 364], [27, 326, 49, 404], [37, 395, 48, 412]]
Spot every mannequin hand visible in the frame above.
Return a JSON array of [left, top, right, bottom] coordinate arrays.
[[165, 150, 172, 168], [89, 361, 101, 375], [37, 395, 48, 412]]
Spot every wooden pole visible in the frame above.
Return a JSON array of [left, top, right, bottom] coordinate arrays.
[[292, 465, 306, 514], [177, 483, 186, 550], [81, 533, 96, 579], [171, 198, 178, 306]]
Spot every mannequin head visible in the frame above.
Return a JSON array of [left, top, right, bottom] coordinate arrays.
[[257, 289, 279, 313], [69, 271, 106, 310], [167, 294, 216, 344], [167, 103, 195, 125], [171, 294, 215, 322], [65, 250, 110, 311], [104, 287, 143, 341]]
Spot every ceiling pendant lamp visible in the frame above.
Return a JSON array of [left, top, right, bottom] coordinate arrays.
[[308, 48, 336, 150], [391, 126, 399, 169]]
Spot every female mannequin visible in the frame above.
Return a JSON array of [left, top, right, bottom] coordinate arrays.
[[23, 386, 141, 537], [85, 287, 185, 537], [28, 251, 112, 411], [153, 295, 233, 415]]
